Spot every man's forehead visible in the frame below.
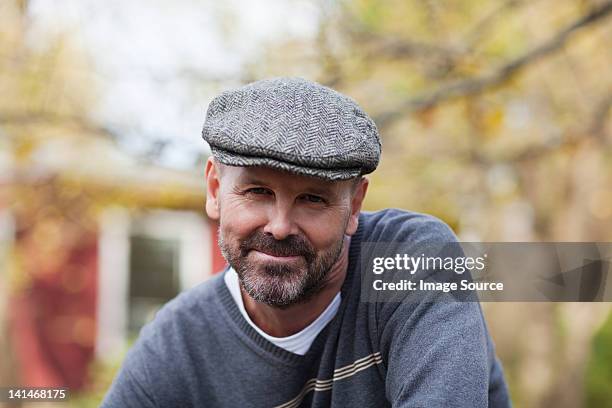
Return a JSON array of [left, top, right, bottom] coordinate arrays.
[[222, 164, 346, 192]]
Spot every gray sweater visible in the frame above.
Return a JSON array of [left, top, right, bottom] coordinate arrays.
[[102, 209, 511, 407]]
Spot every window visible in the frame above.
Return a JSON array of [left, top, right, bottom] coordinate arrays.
[[127, 235, 180, 335]]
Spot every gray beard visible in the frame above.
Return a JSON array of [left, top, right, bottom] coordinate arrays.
[[218, 232, 345, 308]]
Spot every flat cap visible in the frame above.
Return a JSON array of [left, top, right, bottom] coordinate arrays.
[[201, 77, 381, 180]]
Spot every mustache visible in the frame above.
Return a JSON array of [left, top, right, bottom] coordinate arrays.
[[240, 231, 316, 261]]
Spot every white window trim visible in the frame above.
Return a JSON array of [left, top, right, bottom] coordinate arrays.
[[96, 208, 210, 360], [96, 207, 131, 360]]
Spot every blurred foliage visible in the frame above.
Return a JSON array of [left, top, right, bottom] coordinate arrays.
[[69, 358, 124, 408], [0, 0, 202, 399], [0, 0, 97, 146], [251, 1, 612, 407], [585, 311, 612, 408], [258, 0, 612, 243], [68, 337, 135, 408]]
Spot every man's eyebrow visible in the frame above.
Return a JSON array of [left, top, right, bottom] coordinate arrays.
[[236, 176, 271, 186], [300, 185, 336, 197]]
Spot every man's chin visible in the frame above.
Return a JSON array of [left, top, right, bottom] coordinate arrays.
[[241, 263, 305, 281], [239, 277, 305, 308], [234, 265, 310, 306]]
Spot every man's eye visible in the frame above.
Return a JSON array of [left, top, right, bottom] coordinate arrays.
[[246, 187, 272, 195], [301, 194, 325, 203]]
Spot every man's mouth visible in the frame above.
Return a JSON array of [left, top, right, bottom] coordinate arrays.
[[250, 249, 303, 262]]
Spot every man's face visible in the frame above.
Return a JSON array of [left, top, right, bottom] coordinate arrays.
[[205, 160, 366, 307]]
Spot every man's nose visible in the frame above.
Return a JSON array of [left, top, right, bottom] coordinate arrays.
[[263, 204, 298, 240]]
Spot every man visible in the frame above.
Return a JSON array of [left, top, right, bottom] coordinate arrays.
[[102, 77, 511, 407]]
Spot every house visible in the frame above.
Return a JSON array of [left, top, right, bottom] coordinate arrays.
[[0, 131, 224, 390]]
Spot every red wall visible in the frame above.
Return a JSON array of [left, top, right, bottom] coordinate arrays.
[[9, 218, 98, 390]]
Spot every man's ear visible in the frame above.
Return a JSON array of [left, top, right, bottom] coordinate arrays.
[[205, 157, 221, 220], [345, 177, 369, 236]]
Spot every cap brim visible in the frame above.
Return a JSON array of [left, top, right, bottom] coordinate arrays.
[[210, 147, 362, 181]]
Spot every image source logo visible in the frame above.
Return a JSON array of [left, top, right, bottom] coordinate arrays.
[[361, 242, 611, 302]]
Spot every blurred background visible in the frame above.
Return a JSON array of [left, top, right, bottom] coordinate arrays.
[[0, 0, 611, 406]]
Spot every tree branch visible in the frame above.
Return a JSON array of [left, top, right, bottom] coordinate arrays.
[[375, 0, 612, 129], [477, 94, 612, 166], [354, 32, 467, 61], [462, 0, 526, 47]]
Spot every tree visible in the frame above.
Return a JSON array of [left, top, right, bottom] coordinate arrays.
[[253, 1, 612, 406]]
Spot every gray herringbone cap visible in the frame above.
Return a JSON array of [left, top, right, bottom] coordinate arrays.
[[201, 77, 381, 180]]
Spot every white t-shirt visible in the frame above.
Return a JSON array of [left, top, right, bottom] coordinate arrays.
[[224, 267, 341, 355]]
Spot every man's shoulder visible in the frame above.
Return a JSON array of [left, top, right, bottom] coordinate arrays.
[[359, 208, 458, 243]]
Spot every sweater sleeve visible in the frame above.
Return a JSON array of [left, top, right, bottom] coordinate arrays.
[[380, 299, 490, 408], [362, 209, 509, 407]]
